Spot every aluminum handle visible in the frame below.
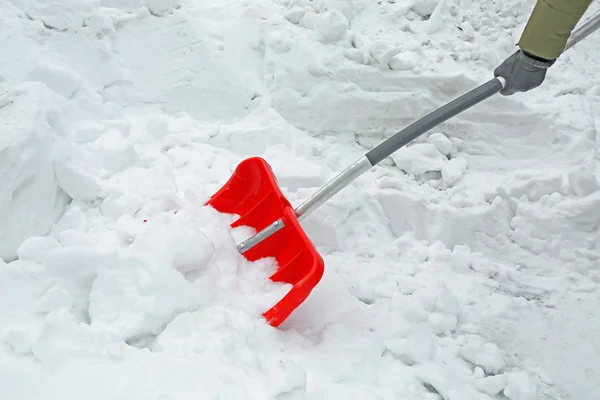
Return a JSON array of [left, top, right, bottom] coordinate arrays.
[[565, 9, 600, 51]]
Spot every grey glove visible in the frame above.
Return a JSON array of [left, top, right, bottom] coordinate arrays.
[[493, 49, 556, 95]]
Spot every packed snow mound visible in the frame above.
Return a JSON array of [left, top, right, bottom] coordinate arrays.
[[0, 83, 70, 261], [7, 205, 290, 348], [1, 0, 600, 399]]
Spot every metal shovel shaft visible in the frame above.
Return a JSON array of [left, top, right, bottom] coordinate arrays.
[[565, 9, 600, 51], [236, 10, 600, 254]]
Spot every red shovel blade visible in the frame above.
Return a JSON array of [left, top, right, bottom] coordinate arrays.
[[205, 157, 324, 327]]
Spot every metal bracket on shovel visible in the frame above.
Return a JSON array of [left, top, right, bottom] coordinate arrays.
[[207, 10, 600, 327]]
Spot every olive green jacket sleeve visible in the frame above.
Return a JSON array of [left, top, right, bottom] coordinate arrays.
[[518, 0, 594, 60]]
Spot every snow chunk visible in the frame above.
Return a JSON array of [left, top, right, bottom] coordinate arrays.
[[145, 0, 178, 16], [146, 116, 170, 140], [415, 362, 489, 400], [441, 157, 467, 185], [21, 0, 93, 31], [284, 7, 308, 24], [27, 63, 83, 99], [459, 336, 506, 374], [391, 143, 447, 175], [32, 311, 131, 364], [317, 10, 349, 42], [88, 257, 202, 340], [366, 40, 402, 66], [85, 13, 117, 33], [412, 0, 440, 17], [88, 128, 137, 174], [44, 246, 116, 289], [503, 371, 540, 400], [41, 247, 119, 322], [267, 359, 308, 399], [262, 145, 327, 191], [0, 83, 70, 261], [428, 312, 457, 334], [17, 236, 62, 264], [386, 324, 437, 365], [497, 169, 567, 201], [35, 286, 74, 314], [300, 11, 320, 30], [476, 374, 508, 396], [427, 132, 454, 155], [435, 285, 461, 316], [344, 48, 371, 64], [126, 212, 216, 275], [389, 51, 420, 71], [3, 328, 35, 356], [448, 244, 473, 272], [101, 193, 143, 218], [53, 140, 105, 201], [568, 167, 599, 196], [71, 121, 108, 143]]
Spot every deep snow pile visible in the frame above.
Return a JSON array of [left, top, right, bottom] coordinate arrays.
[[1, 0, 599, 399]]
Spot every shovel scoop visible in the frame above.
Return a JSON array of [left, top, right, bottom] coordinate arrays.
[[206, 157, 325, 327], [205, 11, 599, 327]]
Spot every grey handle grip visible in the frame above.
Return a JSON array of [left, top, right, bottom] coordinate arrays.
[[366, 78, 503, 165]]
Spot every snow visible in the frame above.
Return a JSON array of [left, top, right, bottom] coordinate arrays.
[[1, 0, 599, 399]]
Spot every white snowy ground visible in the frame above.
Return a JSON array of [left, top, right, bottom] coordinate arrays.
[[1, 0, 599, 399]]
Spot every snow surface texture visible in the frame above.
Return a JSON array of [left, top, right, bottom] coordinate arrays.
[[1, 0, 599, 399]]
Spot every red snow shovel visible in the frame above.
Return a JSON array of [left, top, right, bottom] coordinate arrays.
[[205, 12, 599, 328], [206, 156, 325, 327]]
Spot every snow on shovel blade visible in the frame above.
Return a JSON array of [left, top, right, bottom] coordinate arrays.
[[205, 157, 325, 327]]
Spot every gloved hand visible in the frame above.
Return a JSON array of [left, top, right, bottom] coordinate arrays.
[[493, 49, 556, 95]]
